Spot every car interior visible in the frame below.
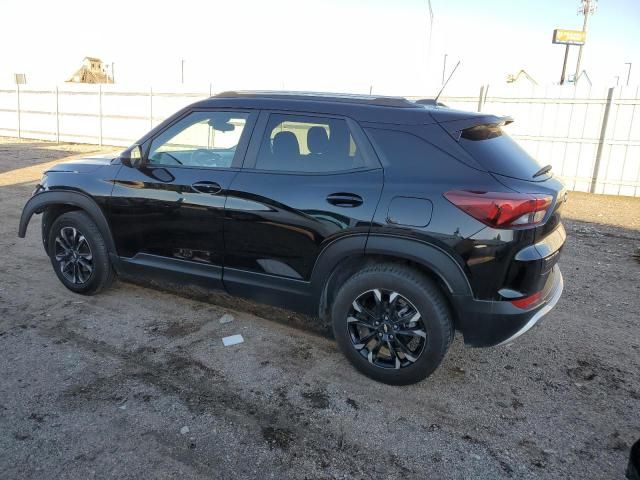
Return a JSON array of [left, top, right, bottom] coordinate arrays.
[[256, 117, 364, 172]]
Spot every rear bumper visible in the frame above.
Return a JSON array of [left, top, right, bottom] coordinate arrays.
[[454, 265, 564, 347]]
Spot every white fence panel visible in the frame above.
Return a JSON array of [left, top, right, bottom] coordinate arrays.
[[1, 83, 639, 196]]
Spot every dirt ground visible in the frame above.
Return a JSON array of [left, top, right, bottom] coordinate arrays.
[[0, 137, 638, 479]]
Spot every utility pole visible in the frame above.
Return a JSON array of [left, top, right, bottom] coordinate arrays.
[[625, 62, 632, 86], [111, 62, 115, 83], [181, 59, 185, 84], [574, 0, 597, 80]]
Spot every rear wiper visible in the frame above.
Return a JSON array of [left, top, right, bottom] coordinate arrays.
[[533, 164, 552, 178]]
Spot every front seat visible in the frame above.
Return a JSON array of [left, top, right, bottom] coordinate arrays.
[[307, 126, 330, 157], [306, 126, 331, 172], [271, 131, 300, 170]]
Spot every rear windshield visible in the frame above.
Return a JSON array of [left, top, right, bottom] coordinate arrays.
[[459, 125, 547, 180]]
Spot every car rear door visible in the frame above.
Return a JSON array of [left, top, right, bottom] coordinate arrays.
[[109, 109, 256, 289], [223, 111, 383, 309]]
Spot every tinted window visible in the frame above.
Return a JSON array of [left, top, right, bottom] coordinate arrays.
[[459, 125, 545, 180], [148, 111, 250, 168], [366, 128, 444, 167], [254, 114, 363, 172]]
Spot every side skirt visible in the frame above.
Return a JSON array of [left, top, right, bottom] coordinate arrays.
[[111, 253, 317, 315], [113, 253, 224, 291]]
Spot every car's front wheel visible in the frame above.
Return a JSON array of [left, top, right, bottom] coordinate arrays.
[[332, 263, 453, 385], [47, 211, 114, 295]]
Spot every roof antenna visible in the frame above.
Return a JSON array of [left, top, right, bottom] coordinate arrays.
[[434, 60, 461, 104]]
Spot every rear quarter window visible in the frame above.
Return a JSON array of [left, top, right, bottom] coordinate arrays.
[[365, 128, 457, 169], [459, 125, 546, 180]]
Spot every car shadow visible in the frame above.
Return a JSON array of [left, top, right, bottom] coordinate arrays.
[[118, 273, 334, 339]]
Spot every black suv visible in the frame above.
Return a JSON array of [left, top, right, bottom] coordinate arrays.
[[19, 91, 565, 385]]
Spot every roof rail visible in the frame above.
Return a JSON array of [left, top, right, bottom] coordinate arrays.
[[213, 90, 418, 108]]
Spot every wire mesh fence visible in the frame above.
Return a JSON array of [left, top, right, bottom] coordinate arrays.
[[0, 83, 638, 196]]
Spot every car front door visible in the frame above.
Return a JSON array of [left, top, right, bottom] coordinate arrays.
[[109, 109, 256, 288], [223, 111, 383, 309]]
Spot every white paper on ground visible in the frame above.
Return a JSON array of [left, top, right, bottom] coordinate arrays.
[[222, 334, 244, 346]]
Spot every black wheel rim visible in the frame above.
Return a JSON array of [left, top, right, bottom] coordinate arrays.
[[347, 289, 427, 370], [54, 226, 93, 285]]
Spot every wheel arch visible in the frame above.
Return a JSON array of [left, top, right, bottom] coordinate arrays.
[[313, 234, 472, 327], [19, 190, 117, 255], [364, 235, 472, 296]]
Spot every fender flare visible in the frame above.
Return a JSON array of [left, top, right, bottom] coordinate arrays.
[[18, 190, 117, 254], [309, 233, 473, 309], [310, 234, 368, 296], [365, 235, 472, 297]]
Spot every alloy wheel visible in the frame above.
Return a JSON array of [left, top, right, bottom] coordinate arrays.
[[54, 226, 94, 285], [347, 288, 427, 369]]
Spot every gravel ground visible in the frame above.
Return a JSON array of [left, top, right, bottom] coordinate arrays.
[[0, 137, 639, 479]]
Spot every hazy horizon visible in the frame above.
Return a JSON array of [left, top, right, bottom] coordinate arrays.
[[2, 0, 639, 94]]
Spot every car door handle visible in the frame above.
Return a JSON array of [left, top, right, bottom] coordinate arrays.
[[192, 181, 222, 195], [326, 192, 363, 208]]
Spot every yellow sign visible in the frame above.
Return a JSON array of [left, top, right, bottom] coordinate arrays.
[[553, 29, 586, 45]]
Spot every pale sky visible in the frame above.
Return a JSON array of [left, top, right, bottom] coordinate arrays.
[[2, 0, 639, 95]]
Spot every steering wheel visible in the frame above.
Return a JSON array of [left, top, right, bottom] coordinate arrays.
[[190, 149, 225, 167]]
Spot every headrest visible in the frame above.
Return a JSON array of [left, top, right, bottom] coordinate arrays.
[[307, 126, 330, 154], [272, 131, 300, 158]]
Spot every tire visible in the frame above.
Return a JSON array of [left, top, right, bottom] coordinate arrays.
[[331, 263, 453, 385], [47, 210, 114, 295]]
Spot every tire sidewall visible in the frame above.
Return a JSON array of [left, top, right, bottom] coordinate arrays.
[[332, 268, 450, 385]]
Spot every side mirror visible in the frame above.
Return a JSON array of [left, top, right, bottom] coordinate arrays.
[[120, 144, 143, 168]]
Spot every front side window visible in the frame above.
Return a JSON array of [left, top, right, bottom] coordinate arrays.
[[254, 114, 364, 172], [148, 111, 250, 168]]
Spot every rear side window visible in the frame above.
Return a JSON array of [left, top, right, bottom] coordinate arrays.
[[459, 125, 545, 180], [254, 113, 363, 172]]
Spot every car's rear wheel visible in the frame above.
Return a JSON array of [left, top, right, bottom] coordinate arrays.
[[47, 211, 114, 295], [332, 263, 453, 385]]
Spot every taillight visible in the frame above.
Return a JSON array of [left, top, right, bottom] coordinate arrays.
[[443, 190, 552, 228]]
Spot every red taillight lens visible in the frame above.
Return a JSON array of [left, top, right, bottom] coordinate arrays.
[[510, 291, 543, 309], [443, 190, 552, 228]]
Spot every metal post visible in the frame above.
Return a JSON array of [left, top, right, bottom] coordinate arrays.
[[426, 0, 433, 76], [98, 85, 103, 146], [149, 87, 153, 129], [590, 87, 614, 193], [625, 62, 632, 86], [477, 85, 485, 112], [209, 83, 213, 97], [560, 44, 570, 85], [16, 83, 21, 138], [181, 59, 184, 84], [442, 54, 448, 84], [55, 86, 60, 144]]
